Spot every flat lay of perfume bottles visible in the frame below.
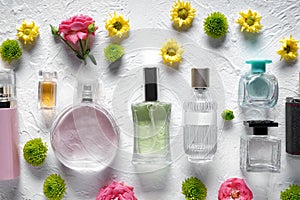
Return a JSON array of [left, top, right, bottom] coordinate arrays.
[[3, 58, 300, 179]]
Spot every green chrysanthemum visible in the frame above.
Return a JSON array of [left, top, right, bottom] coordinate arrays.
[[204, 12, 228, 39], [221, 109, 235, 121], [104, 44, 124, 62], [43, 174, 66, 200], [280, 184, 300, 200], [182, 177, 207, 200], [23, 138, 48, 167], [0, 39, 22, 63]]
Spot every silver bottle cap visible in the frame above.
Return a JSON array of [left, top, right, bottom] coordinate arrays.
[[191, 68, 209, 88], [144, 67, 158, 84]]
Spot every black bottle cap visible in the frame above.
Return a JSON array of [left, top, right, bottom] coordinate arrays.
[[244, 120, 278, 135], [144, 67, 158, 101]]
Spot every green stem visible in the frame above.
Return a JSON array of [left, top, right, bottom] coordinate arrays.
[[84, 33, 90, 53], [79, 40, 84, 56], [59, 35, 79, 56], [79, 39, 87, 64]]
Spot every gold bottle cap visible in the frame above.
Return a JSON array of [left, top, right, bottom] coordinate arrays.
[[191, 68, 210, 88]]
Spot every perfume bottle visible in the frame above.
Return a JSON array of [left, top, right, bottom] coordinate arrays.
[[238, 60, 278, 108], [240, 120, 281, 172], [183, 68, 217, 163], [286, 72, 300, 155], [0, 70, 20, 180], [50, 81, 119, 170], [131, 67, 171, 164], [38, 70, 57, 109]]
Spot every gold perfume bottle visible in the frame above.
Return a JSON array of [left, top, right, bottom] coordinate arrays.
[[38, 70, 57, 109]]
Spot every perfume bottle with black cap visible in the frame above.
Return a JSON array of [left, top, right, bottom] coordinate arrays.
[[240, 120, 281, 172], [286, 72, 300, 155], [131, 67, 171, 164]]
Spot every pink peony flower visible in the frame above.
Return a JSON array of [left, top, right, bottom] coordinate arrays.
[[218, 178, 253, 200], [96, 181, 138, 200], [58, 15, 97, 44]]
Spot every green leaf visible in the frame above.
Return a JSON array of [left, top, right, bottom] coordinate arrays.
[[88, 54, 97, 65], [50, 25, 59, 36]]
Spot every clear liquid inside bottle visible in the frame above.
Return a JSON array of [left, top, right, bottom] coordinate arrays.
[[183, 88, 217, 163]]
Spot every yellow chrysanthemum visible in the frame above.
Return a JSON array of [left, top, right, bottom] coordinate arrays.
[[105, 12, 130, 38], [235, 10, 262, 33], [160, 39, 184, 66], [17, 20, 39, 44], [170, 0, 196, 28], [277, 35, 299, 61]]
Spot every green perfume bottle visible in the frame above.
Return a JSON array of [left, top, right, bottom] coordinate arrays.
[[131, 67, 171, 164]]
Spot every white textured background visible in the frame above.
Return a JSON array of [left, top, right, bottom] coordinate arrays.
[[0, 0, 300, 199]]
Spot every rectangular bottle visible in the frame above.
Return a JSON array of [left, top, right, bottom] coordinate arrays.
[[0, 70, 20, 180], [38, 70, 57, 109], [183, 68, 217, 163], [286, 73, 300, 155], [240, 120, 281, 172], [131, 67, 171, 164]]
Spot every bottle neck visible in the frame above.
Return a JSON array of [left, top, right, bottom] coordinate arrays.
[[81, 91, 93, 103], [193, 87, 210, 100], [193, 87, 208, 93], [253, 127, 268, 135]]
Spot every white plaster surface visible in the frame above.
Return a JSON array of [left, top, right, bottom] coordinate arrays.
[[0, 0, 300, 199]]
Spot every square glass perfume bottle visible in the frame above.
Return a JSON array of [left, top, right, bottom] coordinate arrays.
[[131, 67, 171, 164], [240, 120, 281, 173], [38, 70, 57, 109], [286, 72, 300, 155], [238, 60, 278, 108]]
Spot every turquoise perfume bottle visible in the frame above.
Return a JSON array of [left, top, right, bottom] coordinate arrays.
[[131, 67, 171, 164], [238, 60, 278, 108]]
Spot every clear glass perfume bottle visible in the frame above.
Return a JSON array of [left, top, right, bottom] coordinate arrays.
[[183, 68, 217, 163], [240, 120, 281, 172], [238, 60, 278, 108], [131, 67, 171, 164], [50, 81, 119, 171], [38, 70, 57, 109], [286, 72, 300, 155]]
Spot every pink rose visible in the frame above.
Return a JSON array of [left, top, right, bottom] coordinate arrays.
[[218, 178, 253, 200], [96, 181, 138, 200], [58, 15, 97, 44]]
